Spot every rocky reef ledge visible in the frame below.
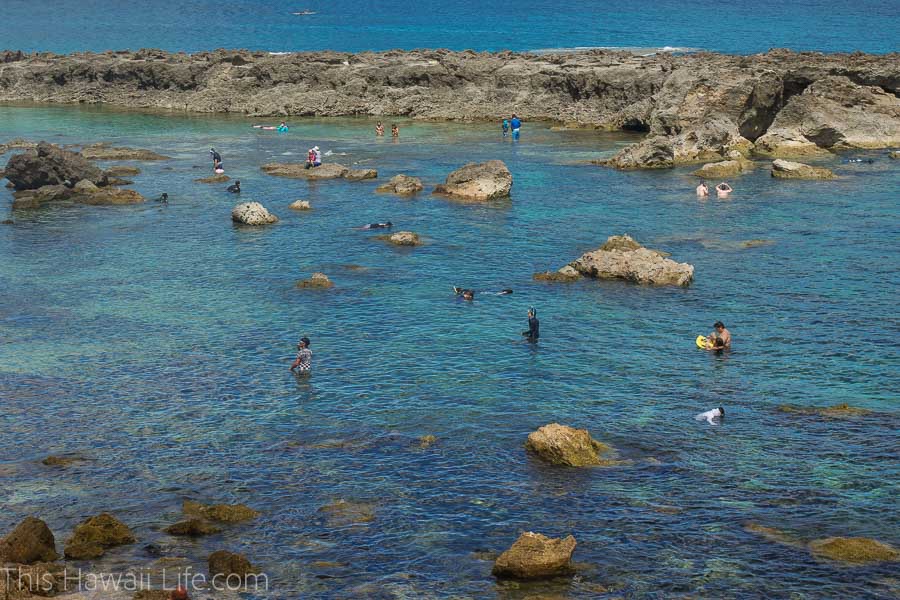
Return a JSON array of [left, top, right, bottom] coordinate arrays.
[[1, 48, 898, 168]]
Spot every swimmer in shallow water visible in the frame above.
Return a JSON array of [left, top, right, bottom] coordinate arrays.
[[453, 287, 475, 301], [522, 307, 539, 342], [154, 193, 168, 205], [226, 180, 241, 193], [696, 407, 725, 425], [358, 221, 393, 230], [715, 182, 733, 198], [696, 181, 709, 197]]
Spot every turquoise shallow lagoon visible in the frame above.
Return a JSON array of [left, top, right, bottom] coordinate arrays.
[[0, 105, 898, 598]]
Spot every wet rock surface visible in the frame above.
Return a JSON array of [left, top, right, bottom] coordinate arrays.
[[771, 159, 835, 179], [231, 201, 278, 225], [0, 517, 59, 564], [208, 550, 255, 579], [183, 500, 260, 523], [377, 231, 421, 246], [433, 160, 512, 201], [4, 142, 107, 190], [64, 513, 135, 559], [525, 423, 611, 467], [79, 143, 170, 161], [566, 235, 694, 286], [492, 532, 577, 579], [296, 272, 334, 289], [376, 174, 424, 195]]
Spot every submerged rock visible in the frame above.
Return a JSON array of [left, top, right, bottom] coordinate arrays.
[[345, 168, 378, 181], [183, 500, 260, 523], [533, 268, 581, 283], [376, 174, 424, 195], [288, 200, 311, 210], [164, 519, 222, 537], [41, 454, 85, 467], [525, 423, 611, 467], [0, 517, 59, 564], [433, 160, 512, 201], [261, 162, 349, 180], [296, 272, 334, 289], [231, 202, 278, 225], [105, 165, 141, 177], [776, 403, 872, 418], [80, 143, 170, 161], [492, 532, 577, 579], [378, 231, 421, 246], [208, 550, 255, 580], [771, 159, 835, 180], [4, 142, 107, 191], [195, 173, 230, 183], [567, 234, 693, 286], [317, 499, 375, 526], [418, 434, 437, 449], [64, 513, 135, 559], [808, 537, 900, 564]]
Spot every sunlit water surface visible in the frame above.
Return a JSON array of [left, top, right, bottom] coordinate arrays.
[[1, 105, 898, 598]]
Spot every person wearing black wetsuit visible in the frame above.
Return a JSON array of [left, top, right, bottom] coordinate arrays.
[[522, 307, 539, 342], [360, 221, 392, 230], [210, 148, 223, 171], [226, 180, 241, 193]]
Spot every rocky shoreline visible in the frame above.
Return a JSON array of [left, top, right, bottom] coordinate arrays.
[[1, 48, 899, 168]]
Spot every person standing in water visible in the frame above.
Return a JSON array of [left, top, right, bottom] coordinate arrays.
[[522, 307, 539, 342], [696, 181, 709, 197], [209, 148, 223, 172], [290, 337, 312, 373], [226, 180, 241, 193], [502, 119, 510, 137], [715, 182, 733, 198], [391, 124, 399, 138], [277, 121, 289, 132], [510, 114, 522, 140], [376, 122, 385, 136], [707, 321, 732, 348]]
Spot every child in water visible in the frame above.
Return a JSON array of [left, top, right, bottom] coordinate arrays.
[[502, 119, 510, 137]]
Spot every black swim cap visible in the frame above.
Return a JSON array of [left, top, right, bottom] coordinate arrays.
[[300, 337, 310, 346]]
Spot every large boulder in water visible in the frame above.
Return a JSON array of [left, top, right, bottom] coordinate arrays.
[[433, 160, 512, 201], [79, 143, 169, 161], [692, 158, 754, 178], [770, 159, 835, 180], [377, 231, 421, 246], [525, 423, 610, 467], [755, 76, 900, 156], [183, 500, 260, 523], [345, 168, 378, 181], [4, 142, 108, 191], [492, 532, 577, 579], [0, 517, 59, 564], [64, 513, 135, 559], [232, 202, 278, 225], [567, 235, 694, 286]]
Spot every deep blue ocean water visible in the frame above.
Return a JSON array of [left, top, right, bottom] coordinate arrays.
[[0, 105, 898, 598], [2, 0, 899, 54]]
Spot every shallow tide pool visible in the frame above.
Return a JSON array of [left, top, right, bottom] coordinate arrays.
[[1, 105, 898, 598]]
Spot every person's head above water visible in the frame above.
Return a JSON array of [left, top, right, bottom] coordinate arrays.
[[528, 306, 536, 318], [209, 148, 215, 153], [299, 336, 310, 348], [714, 321, 725, 331], [713, 337, 725, 348], [462, 290, 474, 301]]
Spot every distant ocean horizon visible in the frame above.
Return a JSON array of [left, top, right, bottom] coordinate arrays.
[[4, 0, 898, 55]]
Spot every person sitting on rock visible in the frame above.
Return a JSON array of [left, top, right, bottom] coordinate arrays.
[[290, 337, 312, 373], [696, 181, 709, 197], [359, 221, 393, 230], [453, 287, 475, 301], [715, 182, 733, 198], [226, 180, 241, 193], [522, 307, 539, 342], [305, 146, 322, 169], [707, 321, 731, 348]]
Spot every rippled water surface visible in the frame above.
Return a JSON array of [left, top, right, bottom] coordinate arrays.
[[1, 105, 899, 598], [3, 0, 899, 54]]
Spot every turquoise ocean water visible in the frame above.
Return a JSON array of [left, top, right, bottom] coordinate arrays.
[[0, 105, 898, 597], [2, 0, 899, 54]]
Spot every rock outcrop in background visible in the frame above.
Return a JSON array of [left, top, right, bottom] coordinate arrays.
[[1, 48, 898, 168]]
